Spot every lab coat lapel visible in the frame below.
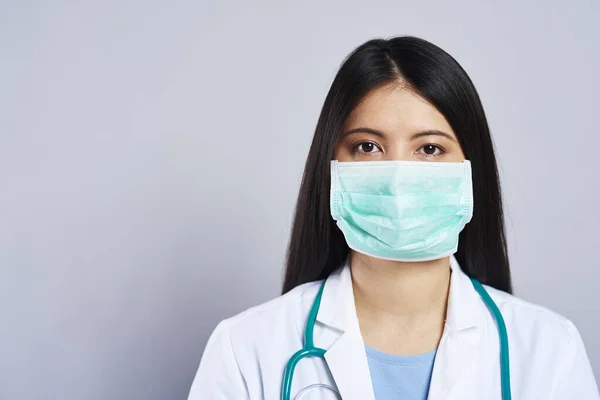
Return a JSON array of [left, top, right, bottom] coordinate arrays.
[[316, 265, 376, 400], [427, 256, 485, 400]]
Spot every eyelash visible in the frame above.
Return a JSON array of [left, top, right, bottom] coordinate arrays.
[[352, 142, 447, 158], [353, 141, 382, 154], [417, 144, 446, 158]]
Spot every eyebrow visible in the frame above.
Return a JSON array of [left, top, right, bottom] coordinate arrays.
[[343, 127, 457, 142], [410, 130, 457, 142], [343, 127, 386, 138]]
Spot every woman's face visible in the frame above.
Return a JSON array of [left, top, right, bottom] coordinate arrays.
[[333, 83, 466, 162]]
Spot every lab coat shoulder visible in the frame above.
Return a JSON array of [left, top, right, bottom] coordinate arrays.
[[483, 285, 600, 399], [187, 280, 323, 400]]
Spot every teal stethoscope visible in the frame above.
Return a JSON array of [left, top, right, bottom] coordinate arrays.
[[281, 277, 512, 400]]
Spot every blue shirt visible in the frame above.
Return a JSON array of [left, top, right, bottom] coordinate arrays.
[[365, 344, 437, 400]]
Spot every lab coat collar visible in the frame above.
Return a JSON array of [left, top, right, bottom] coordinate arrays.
[[446, 255, 485, 332], [317, 255, 485, 333], [317, 258, 374, 399], [315, 258, 354, 333]]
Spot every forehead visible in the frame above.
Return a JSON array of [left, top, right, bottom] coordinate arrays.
[[344, 83, 455, 137]]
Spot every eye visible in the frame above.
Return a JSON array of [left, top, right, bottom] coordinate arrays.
[[417, 144, 445, 158], [354, 141, 382, 154]]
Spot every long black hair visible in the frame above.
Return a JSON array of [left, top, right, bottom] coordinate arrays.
[[283, 36, 512, 294]]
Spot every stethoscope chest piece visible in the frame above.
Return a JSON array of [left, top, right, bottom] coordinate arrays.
[[293, 383, 341, 400]]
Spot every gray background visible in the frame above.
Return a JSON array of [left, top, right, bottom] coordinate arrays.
[[1, 0, 599, 399]]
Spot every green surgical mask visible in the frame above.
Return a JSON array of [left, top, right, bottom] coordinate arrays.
[[330, 160, 473, 262]]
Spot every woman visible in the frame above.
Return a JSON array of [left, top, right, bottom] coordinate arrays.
[[188, 36, 599, 399]]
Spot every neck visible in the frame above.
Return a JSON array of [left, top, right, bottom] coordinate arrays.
[[351, 251, 451, 355]]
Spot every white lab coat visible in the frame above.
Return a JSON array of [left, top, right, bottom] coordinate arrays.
[[188, 257, 599, 399]]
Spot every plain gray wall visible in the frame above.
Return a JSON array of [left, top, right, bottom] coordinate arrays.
[[1, 0, 599, 399]]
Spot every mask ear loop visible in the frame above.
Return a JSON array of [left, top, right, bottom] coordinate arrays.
[[294, 384, 342, 400]]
